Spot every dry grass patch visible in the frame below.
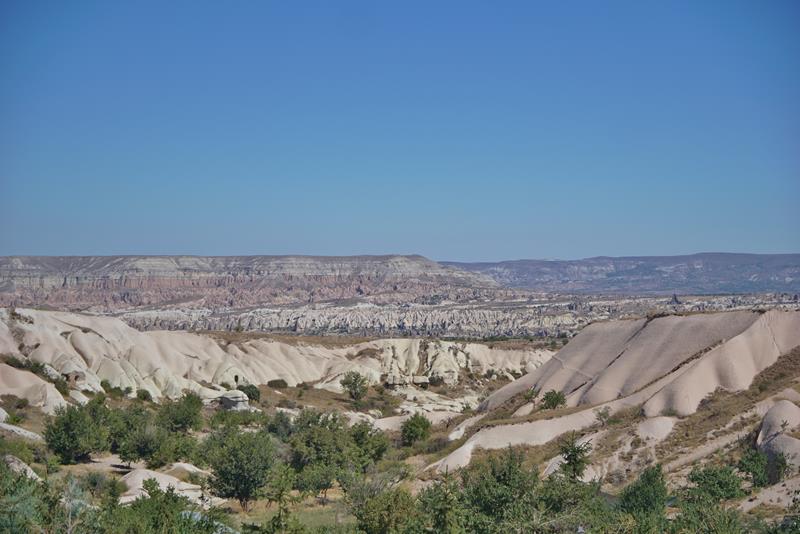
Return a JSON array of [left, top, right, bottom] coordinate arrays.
[[656, 345, 800, 463]]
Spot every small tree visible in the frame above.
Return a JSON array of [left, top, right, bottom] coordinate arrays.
[[401, 413, 432, 446], [208, 430, 275, 512], [558, 432, 592, 481], [45, 404, 109, 464], [157, 392, 203, 433], [297, 462, 338, 504], [541, 390, 566, 410], [341, 371, 368, 401], [264, 463, 301, 532], [594, 406, 611, 427]]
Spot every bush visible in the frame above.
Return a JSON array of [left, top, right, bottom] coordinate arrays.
[[541, 390, 566, 410], [460, 447, 539, 526], [237, 384, 260, 402], [45, 403, 109, 463], [738, 449, 775, 488], [523, 386, 540, 402], [79, 471, 126, 499], [619, 465, 668, 516], [53, 378, 69, 395], [4, 409, 25, 425], [594, 406, 611, 426], [768, 452, 790, 485], [267, 379, 288, 389], [687, 465, 744, 502], [136, 389, 153, 402], [210, 409, 267, 429], [352, 487, 415, 534], [266, 411, 294, 440], [340, 371, 368, 401], [157, 392, 203, 433], [401, 413, 431, 447]]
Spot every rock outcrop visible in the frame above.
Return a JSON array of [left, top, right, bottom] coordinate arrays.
[[3, 454, 40, 481], [0, 255, 499, 310], [434, 310, 800, 471], [0, 308, 553, 404]]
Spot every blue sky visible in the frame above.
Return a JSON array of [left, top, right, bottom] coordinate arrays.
[[1, 1, 798, 261]]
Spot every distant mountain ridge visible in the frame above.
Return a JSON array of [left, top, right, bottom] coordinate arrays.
[[0, 253, 797, 313], [0, 254, 501, 310], [444, 252, 800, 294]]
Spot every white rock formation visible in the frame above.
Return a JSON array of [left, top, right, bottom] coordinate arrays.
[[3, 454, 40, 481], [0, 423, 44, 442], [120, 468, 219, 506], [0, 308, 552, 405], [211, 390, 251, 411], [757, 400, 800, 469], [0, 363, 66, 414], [433, 310, 800, 471]]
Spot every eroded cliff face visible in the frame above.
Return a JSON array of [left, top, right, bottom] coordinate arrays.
[[0, 308, 553, 411], [2, 255, 798, 338], [0, 255, 503, 309]]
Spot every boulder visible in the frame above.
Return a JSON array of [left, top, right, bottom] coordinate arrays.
[[3, 454, 40, 481], [214, 390, 250, 411], [69, 390, 90, 405], [0, 423, 44, 442]]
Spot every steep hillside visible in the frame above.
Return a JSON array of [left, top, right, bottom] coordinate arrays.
[[0, 308, 552, 414], [435, 309, 800, 472]]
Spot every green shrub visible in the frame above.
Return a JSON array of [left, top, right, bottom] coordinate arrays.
[[523, 386, 540, 402], [136, 389, 153, 402], [267, 379, 288, 389], [687, 465, 744, 501], [341, 371, 369, 401], [401, 413, 431, 446], [266, 411, 294, 440], [79, 471, 126, 499], [237, 384, 260, 402], [4, 409, 25, 425], [9, 397, 29, 410], [541, 390, 566, 410], [45, 403, 109, 463], [157, 392, 203, 433], [738, 449, 770, 487], [350, 422, 389, 465], [53, 378, 69, 395], [619, 465, 668, 517], [352, 487, 415, 534]]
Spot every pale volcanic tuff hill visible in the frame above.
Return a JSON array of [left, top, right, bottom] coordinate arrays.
[[0, 255, 502, 310], [445, 253, 800, 294]]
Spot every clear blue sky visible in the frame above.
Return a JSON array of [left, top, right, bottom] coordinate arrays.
[[1, 1, 798, 261]]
